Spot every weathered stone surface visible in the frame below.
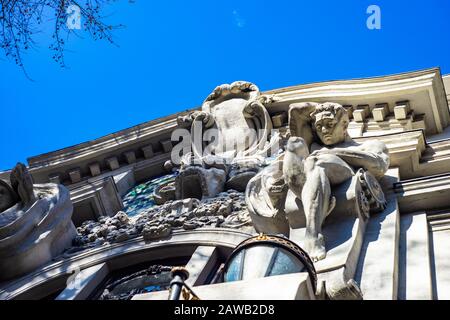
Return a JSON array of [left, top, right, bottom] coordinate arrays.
[[172, 81, 281, 203], [48, 173, 61, 184], [0, 180, 76, 281], [372, 103, 389, 122], [226, 160, 261, 192], [143, 223, 171, 241], [10, 162, 36, 207], [160, 140, 173, 153], [75, 211, 133, 246], [123, 151, 136, 164], [88, 162, 101, 177], [271, 112, 288, 128], [175, 166, 227, 200], [68, 167, 82, 184], [154, 181, 176, 205], [72, 190, 252, 250], [1, 163, 76, 281], [0, 180, 18, 213], [246, 160, 290, 236], [105, 156, 120, 171], [141, 144, 154, 159], [394, 100, 411, 120], [184, 81, 275, 160]]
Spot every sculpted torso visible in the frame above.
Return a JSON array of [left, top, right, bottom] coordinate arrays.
[[210, 98, 258, 156]]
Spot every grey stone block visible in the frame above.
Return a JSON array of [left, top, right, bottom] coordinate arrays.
[[105, 157, 120, 171], [68, 168, 82, 184], [89, 162, 101, 177], [123, 151, 136, 164]]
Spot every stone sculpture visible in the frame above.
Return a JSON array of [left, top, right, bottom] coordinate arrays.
[[247, 102, 390, 262], [286, 102, 389, 260], [178, 81, 277, 161], [0, 180, 18, 213], [174, 165, 227, 200], [0, 163, 76, 281], [173, 81, 279, 200], [245, 160, 290, 236]]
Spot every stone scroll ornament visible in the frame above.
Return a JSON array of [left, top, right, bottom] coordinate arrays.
[[0, 163, 76, 281], [246, 102, 390, 262], [173, 82, 281, 200]]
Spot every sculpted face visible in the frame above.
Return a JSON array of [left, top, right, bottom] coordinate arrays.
[[312, 103, 349, 146]]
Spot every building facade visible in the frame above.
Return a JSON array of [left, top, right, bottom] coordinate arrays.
[[0, 68, 450, 300]]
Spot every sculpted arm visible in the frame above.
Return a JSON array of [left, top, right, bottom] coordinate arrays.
[[314, 141, 390, 178], [289, 102, 318, 148]]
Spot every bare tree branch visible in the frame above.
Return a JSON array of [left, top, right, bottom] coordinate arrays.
[[0, 0, 124, 77]]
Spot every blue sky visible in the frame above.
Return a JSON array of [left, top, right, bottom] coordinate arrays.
[[1, 0, 450, 170]]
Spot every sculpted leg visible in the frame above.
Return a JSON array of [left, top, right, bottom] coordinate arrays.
[[302, 157, 334, 261], [301, 154, 354, 261]]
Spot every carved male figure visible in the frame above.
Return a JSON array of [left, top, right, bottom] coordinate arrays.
[[283, 102, 390, 261]]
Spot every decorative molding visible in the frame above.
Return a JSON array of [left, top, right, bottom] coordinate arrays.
[[394, 174, 450, 214], [427, 209, 450, 232], [265, 68, 449, 136]]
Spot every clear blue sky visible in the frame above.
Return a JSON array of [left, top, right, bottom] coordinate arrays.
[[1, 0, 450, 170]]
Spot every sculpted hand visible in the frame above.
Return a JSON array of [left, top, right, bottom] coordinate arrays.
[[195, 111, 214, 128]]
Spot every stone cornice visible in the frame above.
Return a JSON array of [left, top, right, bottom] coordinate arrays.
[[26, 109, 197, 170], [443, 75, 450, 104], [427, 209, 450, 232], [265, 68, 450, 136], [266, 68, 443, 99], [394, 173, 450, 213]]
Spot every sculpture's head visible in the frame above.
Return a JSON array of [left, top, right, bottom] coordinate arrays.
[[311, 102, 349, 146], [0, 180, 18, 213]]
